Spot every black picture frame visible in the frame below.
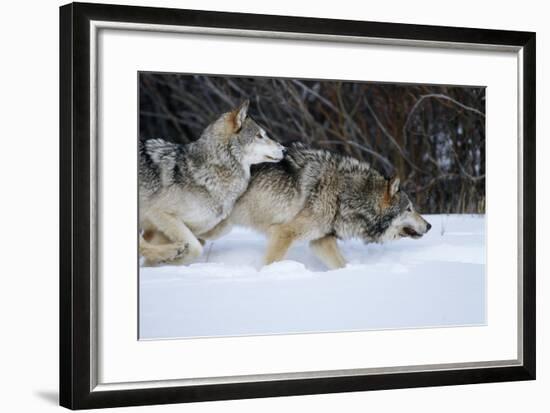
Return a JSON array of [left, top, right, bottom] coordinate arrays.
[[60, 2, 536, 409]]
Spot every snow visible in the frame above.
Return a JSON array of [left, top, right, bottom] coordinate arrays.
[[139, 214, 486, 339]]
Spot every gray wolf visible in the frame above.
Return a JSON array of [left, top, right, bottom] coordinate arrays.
[[139, 100, 286, 265], [205, 143, 431, 269]]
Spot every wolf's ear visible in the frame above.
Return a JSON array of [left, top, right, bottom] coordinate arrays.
[[229, 99, 250, 133], [388, 176, 400, 198]]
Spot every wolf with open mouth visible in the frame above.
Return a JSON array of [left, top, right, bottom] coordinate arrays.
[[204, 142, 431, 269]]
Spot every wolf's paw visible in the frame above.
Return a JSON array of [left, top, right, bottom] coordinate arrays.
[[158, 243, 189, 265]]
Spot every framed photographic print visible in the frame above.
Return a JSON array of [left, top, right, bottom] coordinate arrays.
[[59, 2, 536, 409]]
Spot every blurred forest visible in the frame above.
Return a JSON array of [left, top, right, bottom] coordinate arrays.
[[139, 73, 485, 214]]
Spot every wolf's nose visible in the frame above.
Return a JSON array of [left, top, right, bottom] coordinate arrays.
[[426, 222, 432, 231]]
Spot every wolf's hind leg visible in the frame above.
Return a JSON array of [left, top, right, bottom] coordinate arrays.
[[147, 211, 192, 243], [309, 235, 347, 269], [200, 218, 233, 241], [264, 226, 296, 265], [140, 235, 191, 266], [142, 212, 203, 265], [142, 228, 170, 244]]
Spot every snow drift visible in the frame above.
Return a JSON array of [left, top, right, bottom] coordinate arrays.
[[139, 214, 486, 339]]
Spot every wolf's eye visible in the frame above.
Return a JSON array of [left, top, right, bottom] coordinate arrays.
[[256, 132, 263, 139], [407, 206, 413, 212]]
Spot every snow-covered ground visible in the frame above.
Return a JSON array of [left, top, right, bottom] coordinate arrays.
[[139, 214, 486, 339]]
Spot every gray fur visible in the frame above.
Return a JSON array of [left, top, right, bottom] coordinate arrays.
[[139, 100, 285, 265], [208, 143, 431, 269]]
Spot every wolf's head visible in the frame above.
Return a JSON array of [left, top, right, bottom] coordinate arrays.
[[202, 100, 286, 166], [338, 174, 431, 243], [375, 177, 432, 242]]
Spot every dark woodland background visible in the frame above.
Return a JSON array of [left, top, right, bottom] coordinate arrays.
[[139, 73, 485, 214]]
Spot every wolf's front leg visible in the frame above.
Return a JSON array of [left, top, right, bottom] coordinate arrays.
[[309, 235, 347, 269], [142, 212, 203, 265]]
